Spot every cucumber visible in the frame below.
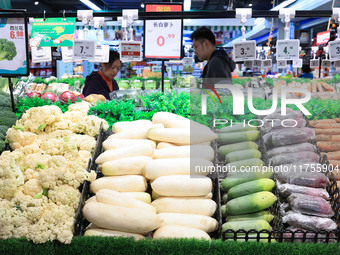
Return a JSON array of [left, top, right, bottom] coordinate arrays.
[[217, 130, 259, 145], [218, 125, 257, 133], [227, 179, 275, 200], [222, 219, 272, 236], [222, 193, 229, 204], [218, 141, 258, 159], [225, 191, 277, 215], [226, 211, 274, 223], [225, 149, 261, 163], [226, 158, 264, 169], [220, 169, 273, 192]]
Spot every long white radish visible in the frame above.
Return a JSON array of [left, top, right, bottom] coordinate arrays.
[[109, 123, 164, 139], [151, 175, 212, 197], [152, 112, 190, 128], [151, 197, 217, 216], [112, 119, 152, 133], [101, 156, 153, 176], [151, 190, 213, 200], [90, 175, 147, 193], [84, 228, 145, 240], [103, 138, 156, 150], [121, 192, 151, 204], [144, 158, 213, 180], [95, 189, 156, 213], [153, 144, 214, 161], [83, 201, 160, 234], [158, 213, 218, 233], [95, 143, 154, 165], [153, 225, 211, 240], [156, 142, 177, 149]]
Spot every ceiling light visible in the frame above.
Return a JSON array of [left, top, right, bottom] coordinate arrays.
[[79, 0, 101, 11], [249, 3, 252, 7], [34, 1, 39, 5], [271, 0, 297, 11], [141, 3, 145, 8], [184, 0, 191, 11]]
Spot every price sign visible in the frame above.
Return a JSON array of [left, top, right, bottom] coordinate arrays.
[[233, 40, 256, 61], [92, 44, 110, 63], [182, 57, 193, 66], [322, 59, 331, 68], [262, 59, 272, 68], [61, 46, 74, 63], [144, 20, 182, 59], [277, 60, 287, 68], [328, 40, 340, 61], [31, 47, 52, 63], [293, 59, 303, 68], [335, 60, 340, 67], [253, 60, 262, 67], [244, 60, 253, 68], [73, 39, 95, 61], [120, 41, 142, 62], [276, 39, 300, 60], [310, 59, 319, 68]]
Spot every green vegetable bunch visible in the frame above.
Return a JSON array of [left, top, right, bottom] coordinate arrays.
[[0, 38, 17, 61]]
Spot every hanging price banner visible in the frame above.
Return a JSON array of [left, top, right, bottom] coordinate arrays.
[[244, 60, 253, 68], [31, 47, 52, 63], [310, 59, 319, 68], [293, 59, 303, 68], [233, 40, 256, 61], [253, 60, 262, 67], [92, 44, 110, 63], [73, 39, 95, 61], [61, 46, 74, 63], [276, 39, 300, 60], [322, 59, 331, 68], [335, 60, 340, 67], [277, 60, 287, 68], [120, 41, 142, 62], [328, 40, 340, 61], [262, 59, 272, 68]]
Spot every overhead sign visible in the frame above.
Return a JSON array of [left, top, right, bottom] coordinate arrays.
[[144, 3, 183, 60], [120, 41, 142, 62], [0, 12, 29, 77], [316, 30, 330, 45], [30, 17, 76, 47]]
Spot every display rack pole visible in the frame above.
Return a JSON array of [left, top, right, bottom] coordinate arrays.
[[7, 77, 15, 112], [319, 48, 323, 78], [161, 60, 165, 92]]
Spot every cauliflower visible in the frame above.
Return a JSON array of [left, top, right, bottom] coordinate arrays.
[[0, 153, 24, 200], [38, 130, 74, 140], [48, 185, 80, 210], [23, 179, 42, 197], [69, 134, 96, 152], [67, 101, 91, 115], [6, 128, 38, 150], [18, 105, 63, 133], [18, 142, 42, 155], [76, 115, 109, 137], [20, 153, 51, 172], [40, 138, 64, 155]]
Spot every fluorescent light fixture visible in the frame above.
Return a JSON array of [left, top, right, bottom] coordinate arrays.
[[184, 0, 191, 11], [34, 1, 39, 5], [80, 0, 101, 11], [141, 3, 145, 8], [271, 0, 297, 11], [249, 3, 252, 6]]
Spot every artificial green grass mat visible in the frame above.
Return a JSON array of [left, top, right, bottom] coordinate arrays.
[[0, 237, 339, 255]]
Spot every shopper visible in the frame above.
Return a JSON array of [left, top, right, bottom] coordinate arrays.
[[82, 50, 120, 99], [190, 26, 235, 87], [299, 64, 314, 79]]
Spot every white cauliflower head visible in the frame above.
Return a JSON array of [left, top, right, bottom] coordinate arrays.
[[6, 128, 38, 150], [48, 185, 81, 210], [75, 115, 109, 137]]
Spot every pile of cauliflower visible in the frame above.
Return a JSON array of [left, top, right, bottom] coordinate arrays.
[[0, 102, 108, 244]]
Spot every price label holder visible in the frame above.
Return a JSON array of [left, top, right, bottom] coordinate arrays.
[[73, 39, 95, 61], [253, 59, 262, 67], [276, 39, 300, 60], [244, 60, 253, 68], [61, 46, 74, 63], [262, 59, 272, 68], [328, 40, 340, 61], [310, 59, 319, 68], [335, 60, 340, 67], [92, 44, 110, 63], [293, 59, 303, 68], [322, 59, 331, 68], [31, 47, 52, 63], [233, 40, 256, 61], [120, 41, 142, 62], [277, 60, 287, 68]]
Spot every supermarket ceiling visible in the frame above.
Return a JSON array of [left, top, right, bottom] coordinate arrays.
[[10, 0, 279, 13]]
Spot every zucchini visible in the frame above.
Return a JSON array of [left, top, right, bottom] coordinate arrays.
[[226, 211, 274, 223], [225, 149, 261, 163], [226, 158, 264, 169], [218, 141, 258, 159], [222, 219, 272, 236], [217, 130, 260, 145], [227, 179, 275, 200], [225, 191, 277, 215], [218, 124, 257, 133]]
